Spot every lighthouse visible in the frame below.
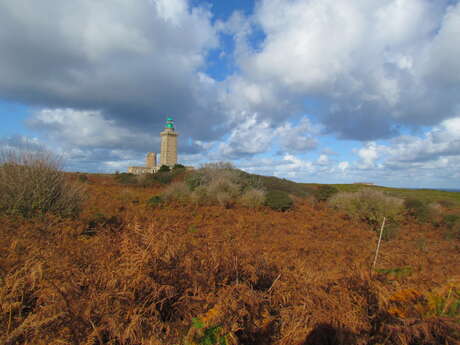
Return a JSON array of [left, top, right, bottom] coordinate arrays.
[[159, 117, 178, 167]]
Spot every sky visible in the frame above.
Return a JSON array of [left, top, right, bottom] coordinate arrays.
[[0, 0, 460, 188]]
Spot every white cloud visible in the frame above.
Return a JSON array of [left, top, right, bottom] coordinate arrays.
[[274, 117, 318, 152], [28, 108, 158, 150], [317, 154, 329, 165], [0, 0, 221, 142], [384, 116, 460, 164], [357, 142, 381, 168], [217, 114, 318, 157], [224, 0, 458, 139], [218, 115, 273, 157], [338, 161, 349, 171]]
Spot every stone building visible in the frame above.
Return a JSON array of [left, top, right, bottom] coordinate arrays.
[[160, 117, 179, 167], [128, 117, 179, 175]]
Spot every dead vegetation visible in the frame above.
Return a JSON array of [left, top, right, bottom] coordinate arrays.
[[0, 172, 459, 345], [0, 150, 86, 218]]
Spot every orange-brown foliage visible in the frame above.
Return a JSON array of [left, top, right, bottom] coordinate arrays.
[[1, 173, 459, 345]]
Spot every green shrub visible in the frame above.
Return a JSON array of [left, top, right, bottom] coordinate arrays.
[[446, 224, 460, 240], [329, 189, 403, 228], [83, 213, 123, 235], [158, 165, 171, 172], [375, 266, 412, 280], [78, 174, 89, 183], [147, 195, 163, 207], [243, 173, 312, 198], [153, 171, 173, 185], [173, 163, 186, 170], [264, 190, 293, 211], [185, 172, 206, 190], [404, 198, 432, 222], [239, 188, 266, 208], [0, 150, 86, 218], [237, 171, 264, 191], [114, 173, 137, 185], [443, 214, 460, 228], [185, 317, 228, 345], [133, 173, 154, 188], [382, 221, 400, 241], [443, 214, 460, 240], [313, 185, 338, 202]]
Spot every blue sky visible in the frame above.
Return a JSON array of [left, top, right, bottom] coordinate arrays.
[[0, 101, 31, 136], [0, 0, 460, 188]]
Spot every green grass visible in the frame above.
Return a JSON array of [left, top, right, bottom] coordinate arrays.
[[300, 184, 460, 206]]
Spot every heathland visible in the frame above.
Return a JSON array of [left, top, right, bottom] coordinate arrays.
[[0, 154, 459, 345]]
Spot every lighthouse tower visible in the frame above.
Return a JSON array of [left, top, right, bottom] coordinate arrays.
[[160, 117, 178, 167]]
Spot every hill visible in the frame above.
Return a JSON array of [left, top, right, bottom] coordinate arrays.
[[1, 168, 459, 345]]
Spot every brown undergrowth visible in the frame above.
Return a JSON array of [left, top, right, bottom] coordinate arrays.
[[0, 174, 459, 345]]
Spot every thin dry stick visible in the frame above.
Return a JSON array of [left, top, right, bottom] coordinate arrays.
[[267, 274, 281, 293], [372, 217, 386, 270], [235, 256, 239, 285], [89, 319, 104, 345]]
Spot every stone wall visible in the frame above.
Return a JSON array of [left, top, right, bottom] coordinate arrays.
[[127, 166, 156, 175]]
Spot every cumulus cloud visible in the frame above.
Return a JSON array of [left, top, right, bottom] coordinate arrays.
[[218, 115, 273, 157], [226, 0, 459, 139], [217, 115, 318, 158], [384, 116, 460, 165], [274, 117, 318, 152], [338, 161, 350, 171], [28, 108, 159, 151], [0, 0, 222, 141], [356, 142, 381, 169]]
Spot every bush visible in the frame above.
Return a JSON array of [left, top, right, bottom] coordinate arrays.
[[241, 173, 312, 198], [207, 177, 240, 198], [190, 185, 209, 206], [78, 174, 89, 183], [147, 195, 164, 207], [170, 163, 292, 209], [264, 190, 293, 211], [216, 191, 234, 208], [158, 165, 171, 172], [445, 222, 460, 240], [185, 172, 206, 190], [0, 150, 86, 218], [329, 189, 403, 228], [114, 173, 137, 185], [438, 199, 456, 209], [161, 182, 190, 203], [239, 188, 266, 208], [404, 198, 432, 223], [184, 163, 243, 207], [443, 214, 460, 240], [381, 222, 400, 241], [443, 214, 460, 228], [173, 163, 186, 170], [153, 171, 173, 185], [313, 185, 338, 202]]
